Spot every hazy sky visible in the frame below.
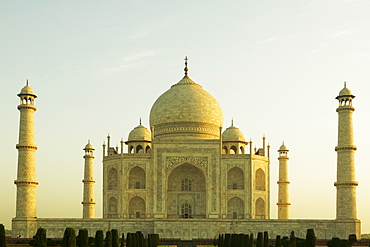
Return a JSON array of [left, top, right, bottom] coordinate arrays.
[[1, 0, 370, 235]]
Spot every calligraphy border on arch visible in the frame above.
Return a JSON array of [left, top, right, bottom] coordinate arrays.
[[165, 156, 208, 172], [156, 147, 218, 212]]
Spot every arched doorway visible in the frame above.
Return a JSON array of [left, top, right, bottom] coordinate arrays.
[[227, 197, 244, 219], [129, 196, 146, 219], [255, 197, 265, 219], [167, 163, 206, 219]]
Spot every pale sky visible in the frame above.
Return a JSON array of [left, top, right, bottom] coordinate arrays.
[[1, 0, 370, 236]]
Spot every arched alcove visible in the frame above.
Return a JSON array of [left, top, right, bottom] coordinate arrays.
[[230, 145, 237, 154], [255, 197, 265, 219], [108, 168, 118, 190], [129, 196, 146, 219], [227, 197, 244, 219], [108, 197, 117, 214], [136, 145, 144, 153], [129, 166, 146, 189], [227, 167, 244, 189], [255, 168, 265, 191]]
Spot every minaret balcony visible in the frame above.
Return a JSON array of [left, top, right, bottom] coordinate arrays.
[[335, 145, 357, 151], [17, 104, 37, 111], [14, 180, 39, 185], [82, 179, 96, 183], [334, 181, 358, 187], [16, 144, 38, 150]]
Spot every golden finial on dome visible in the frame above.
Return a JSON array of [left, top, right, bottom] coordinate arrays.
[[184, 56, 189, 76], [344, 81, 346, 87], [26, 79, 29, 86], [139, 117, 142, 125]]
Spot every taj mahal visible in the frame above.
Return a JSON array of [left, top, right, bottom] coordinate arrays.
[[12, 59, 360, 240]]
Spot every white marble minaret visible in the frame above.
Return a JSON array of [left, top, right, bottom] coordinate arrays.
[[15, 82, 38, 218], [82, 141, 96, 218], [277, 143, 290, 219], [335, 83, 358, 220]]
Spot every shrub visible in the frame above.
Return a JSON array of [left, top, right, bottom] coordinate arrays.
[[306, 229, 316, 247], [77, 229, 89, 247], [348, 234, 357, 246], [95, 230, 104, 247], [0, 224, 6, 247], [256, 232, 263, 247], [249, 233, 254, 247], [275, 235, 282, 247], [62, 227, 76, 247], [33, 228, 46, 247], [105, 231, 112, 247], [120, 233, 125, 247], [289, 231, 296, 247], [111, 230, 119, 247], [264, 232, 269, 247]]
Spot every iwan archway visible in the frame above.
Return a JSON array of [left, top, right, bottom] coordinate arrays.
[[167, 163, 206, 219]]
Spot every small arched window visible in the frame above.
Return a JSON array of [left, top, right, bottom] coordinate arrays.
[[181, 179, 192, 191], [255, 168, 266, 191], [108, 168, 118, 190], [181, 203, 192, 218], [108, 197, 117, 214], [136, 145, 144, 153]]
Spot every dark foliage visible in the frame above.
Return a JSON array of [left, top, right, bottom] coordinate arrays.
[[0, 224, 6, 247], [244, 234, 249, 247], [275, 235, 282, 247], [295, 237, 306, 247], [95, 230, 104, 247], [104, 231, 112, 247], [348, 234, 357, 246], [224, 234, 231, 247], [257, 232, 263, 247], [33, 228, 46, 247], [88, 237, 95, 247], [231, 234, 238, 247], [327, 237, 350, 247], [111, 230, 119, 247], [289, 231, 296, 247], [249, 233, 254, 247], [306, 229, 316, 247], [62, 227, 76, 247], [120, 233, 125, 247], [281, 236, 289, 247], [77, 229, 89, 247], [264, 231, 269, 247]]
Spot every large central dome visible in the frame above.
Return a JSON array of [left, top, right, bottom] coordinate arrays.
[[149, 74, 224, 139]]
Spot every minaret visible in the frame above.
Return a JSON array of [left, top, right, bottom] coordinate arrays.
[[335, 83, 358, 220], [277, 143, 290, 219], [15, 81, 39, 218], [82, 141, 96, 218]]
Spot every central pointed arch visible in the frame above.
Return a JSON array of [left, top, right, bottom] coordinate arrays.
[[167, 163, 206, 219]]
